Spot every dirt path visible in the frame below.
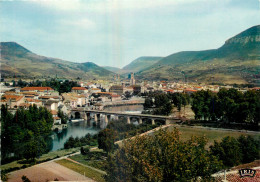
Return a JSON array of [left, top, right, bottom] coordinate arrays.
[[7, 161, 95, 182]]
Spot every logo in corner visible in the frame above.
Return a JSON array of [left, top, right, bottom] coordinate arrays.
[[239, 169, 256, 178]]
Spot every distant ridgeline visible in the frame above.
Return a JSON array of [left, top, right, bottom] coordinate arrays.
[[0, 42, 114, 80], [136, 25, 260, 85], [1, 25, 259, 84]]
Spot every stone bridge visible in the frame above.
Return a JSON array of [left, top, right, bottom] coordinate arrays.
[[70, 108, 180, 127]]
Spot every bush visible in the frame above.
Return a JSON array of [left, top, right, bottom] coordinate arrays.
[[105, 129, 222, 181], [210, 136, 260, 168]]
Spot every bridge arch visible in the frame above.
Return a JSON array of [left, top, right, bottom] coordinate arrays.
[[75, 112, 81, 119]]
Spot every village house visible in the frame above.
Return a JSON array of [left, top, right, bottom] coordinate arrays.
[[109, 85, 123, 95], [111, 94, 121, 101], [89, 88, 102, 94], [1, 95, 25, 108], [50, 110, 61, 125], [62, 93, 89, 108], [71, 87, 88, 94], [38, 96, 61, 105], [20, 87, 59, 96], [123, 86, 134, 94], [44, 99, 60, 111], [93, 102, 104, 110], [25, 98, 42, 107]]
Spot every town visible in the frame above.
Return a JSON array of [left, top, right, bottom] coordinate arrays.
[[1, 0, 260, 181], [1, 73, 258, 126]]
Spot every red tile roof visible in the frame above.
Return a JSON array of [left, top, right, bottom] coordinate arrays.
[[72, 87, 87, 90], [38, 96, 60, 99], [3, 95, 24, 102], [25, 98, 41, 103], [21, 87, 54, 91], [51, 110, 58, 115], [111, 95, 120, 97]]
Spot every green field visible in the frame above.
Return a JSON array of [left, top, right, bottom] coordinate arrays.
[[69, 152, 107, 171], [55, 159, 105, 182], [168, 125, 260, 146]]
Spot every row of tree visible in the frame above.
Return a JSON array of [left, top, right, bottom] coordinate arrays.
[[143, 89, 259, 124], [1, 104, 53, 162], [11, 78, 80, 94], [144, 91, 190, 116], [104, 129, 260, 181], [191, 89, 259, 124]]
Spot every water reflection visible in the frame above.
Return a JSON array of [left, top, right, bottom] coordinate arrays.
[[51, 120, 100, 151], [51, 105, 143, 151]]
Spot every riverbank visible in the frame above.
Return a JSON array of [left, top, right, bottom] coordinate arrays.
[[3, 124, 259, 181]]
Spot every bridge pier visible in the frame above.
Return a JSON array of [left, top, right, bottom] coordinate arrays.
[[82, 112, 87, 120], [139, 117, 143, 124], [151, 119, 155, 125], [107, 115, 111, 122], [127, 116, 131, 124], [86, 113, 91, 120], [105, 114, 108, 123], [114, 115, 118, 120], [94, 114, 100, 122]]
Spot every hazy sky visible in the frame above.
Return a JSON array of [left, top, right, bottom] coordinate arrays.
[[1, 0, 259, 68]]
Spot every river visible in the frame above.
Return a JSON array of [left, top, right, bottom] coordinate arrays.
[[50, 104, 143, 151]]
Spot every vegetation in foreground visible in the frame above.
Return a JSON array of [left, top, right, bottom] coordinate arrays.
[[55, 159, 105, 182], [104, 129, 259, 182], [1, 104, 53, 163], [70, 150, 107, 171]]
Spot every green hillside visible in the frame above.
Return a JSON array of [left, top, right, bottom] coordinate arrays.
[[102, 66, 122, 73], [137, 25, 260, 85], [122, 56, 163, 73], [0, 42, 114, 79]]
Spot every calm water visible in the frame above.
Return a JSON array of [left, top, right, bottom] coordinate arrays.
[[51, 120, 99, 151], [51, 104, 143, 151]]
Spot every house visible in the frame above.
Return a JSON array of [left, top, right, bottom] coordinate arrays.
[[71, 87, 88, 94], [133, 85, 141, 95], [25, 98, 42, 107], [20, 92, 39, 99], [109, 85, 123, 95], [111, 94, 121, 101], [123, 86, 134, 94], [58, 104, 69, 115], [62, 93, 88, 108], [93, 103, 104, 110], [20, 87, 54, 93], [38, 96, 60, 104], [44, 99, 59, 111], [89, 88, 101, 94], [1, 95, 25, 108], [51, 111, 61, 125]]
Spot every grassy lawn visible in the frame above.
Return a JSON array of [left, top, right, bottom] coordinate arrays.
[[1, 147, 79, 171], [69, 151, 107, 171], [55, 159, 105, 182]]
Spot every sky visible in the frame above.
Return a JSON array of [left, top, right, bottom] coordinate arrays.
[[1, 0, 259, 68]]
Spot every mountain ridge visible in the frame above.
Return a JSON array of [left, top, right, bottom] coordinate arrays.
[[137, 25, 260, 85], [0, 42, 114, 79]]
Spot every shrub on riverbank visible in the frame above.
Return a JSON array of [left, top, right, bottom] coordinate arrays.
[[106, 118, 158, 140], [64, 134, 98, 149]]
